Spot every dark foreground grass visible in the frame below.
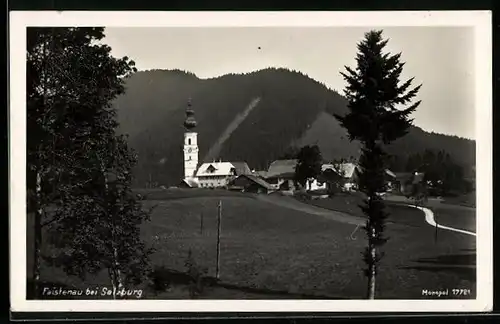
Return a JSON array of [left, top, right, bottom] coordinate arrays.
[[443, 191, 476, 208], [432, 205, 476, 233], [141, 196, 366, 298], [28, 193, 476, 299], [294, 194, 476, 297], [140, 196, 476, 299]]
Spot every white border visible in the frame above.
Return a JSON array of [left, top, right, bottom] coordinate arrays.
[[9, 11, 493, 313]]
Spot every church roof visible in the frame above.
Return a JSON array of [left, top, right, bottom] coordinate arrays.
[[184, 99, 197, 130], [196, 162, 235, 177]]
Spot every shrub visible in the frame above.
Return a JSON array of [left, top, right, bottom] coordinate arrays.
[[184, 249, 209, 298], [294, 191, 312, 201], [148, 265, 171, 295]]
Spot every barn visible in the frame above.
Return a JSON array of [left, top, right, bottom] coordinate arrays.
[[227, 174, 274, 194]]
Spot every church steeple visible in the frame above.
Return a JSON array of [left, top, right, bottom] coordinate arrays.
[[184, 98, 197, 130], [183, 98, 199, 181]]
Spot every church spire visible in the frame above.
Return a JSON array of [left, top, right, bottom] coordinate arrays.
[[184, 98, 197, 130]]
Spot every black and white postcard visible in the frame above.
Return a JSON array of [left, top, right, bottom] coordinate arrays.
[[9, 10, 493, 313]]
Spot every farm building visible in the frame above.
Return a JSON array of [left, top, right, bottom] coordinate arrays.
[[265, 159, 298, 192], [230, 161, 252, 176], [395, 172, 425, 195], [321, 163, 397, 192], [179, 178, 200, 188], [196, 162, 236, 188], [227, 174, 274, 194], [321, 162, 361, 191], [251, 170, 269, 178], [265, 159, 328, 192]]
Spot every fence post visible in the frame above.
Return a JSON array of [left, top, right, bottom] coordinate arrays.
[[215, 200, 222, 279], [200, 212, 204, 235], [434, 221, 438, 244]]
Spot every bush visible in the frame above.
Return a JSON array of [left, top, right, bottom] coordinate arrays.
[[294, 191, 312, 201], [308, 189, 329, 196], [148, 265, 172, 295], [184, 249, 209, 298]]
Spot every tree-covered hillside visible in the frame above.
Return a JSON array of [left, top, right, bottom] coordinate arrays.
[[113, 68, 475, 187]]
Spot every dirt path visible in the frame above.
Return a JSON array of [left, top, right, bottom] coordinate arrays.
[[255, 195, 365, 226], [383, 195, 476, 213], [408, 204, 476, 236]]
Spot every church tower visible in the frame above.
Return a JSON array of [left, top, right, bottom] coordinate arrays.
[[183, 98, 199, 180]]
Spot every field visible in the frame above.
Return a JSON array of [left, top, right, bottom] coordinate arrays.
[[27, 188, 477, 299], [305, 192, 476, 233]]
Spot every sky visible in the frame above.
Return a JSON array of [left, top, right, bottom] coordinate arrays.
[[103, 26, 475, 140]]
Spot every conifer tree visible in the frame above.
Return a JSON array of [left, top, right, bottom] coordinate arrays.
[[334, 30, 421, 299]]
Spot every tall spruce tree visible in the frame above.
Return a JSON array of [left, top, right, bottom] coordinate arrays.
[[334, 30, 421, 299], [27, 27, 153, 298]]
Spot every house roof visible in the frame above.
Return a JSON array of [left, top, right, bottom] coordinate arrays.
[[229, 161, 252, 176], [196, 162, 235, 177], [322, 163, 395, 179], [229, 174, 274, 190], [321, 164, 334, 172], [180, 178, 199, 188], [266, 159, 298, 178], [252, 170, 268, 178], [322, 163, 359, 178]]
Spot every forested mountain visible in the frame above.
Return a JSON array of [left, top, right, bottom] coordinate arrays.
[[113, 68, 475, 187]]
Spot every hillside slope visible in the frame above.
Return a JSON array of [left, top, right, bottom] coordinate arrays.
[[114, 68, 475, 187]]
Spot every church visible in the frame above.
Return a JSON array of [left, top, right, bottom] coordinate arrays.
[[180, 99, 252, 189]]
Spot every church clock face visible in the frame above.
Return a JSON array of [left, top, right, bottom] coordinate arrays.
[[188, 148, 192, 153]]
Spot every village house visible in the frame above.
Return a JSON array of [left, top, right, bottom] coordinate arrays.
[[251, 170, 269, 179], [321, 162, 360, 191], [230, 161, 252, 177], [264, 159, 298, 192], [178, 100, 397, 194], [321, 162, 397, 192], [195, 162, 236, 188], [395, 171, 425, 195], [227, 174, 274, 194], [263, 159, 326, 192]]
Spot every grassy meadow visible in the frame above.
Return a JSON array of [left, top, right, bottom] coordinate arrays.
[[27, 188, 477, 299]]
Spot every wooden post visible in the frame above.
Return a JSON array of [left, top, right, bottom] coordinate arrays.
[[215, 200, 222, 279], [200, 212, 204, 235], [434, 221, 438, 244]]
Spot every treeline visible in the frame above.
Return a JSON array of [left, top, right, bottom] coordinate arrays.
[[387, 149, 474, 196]]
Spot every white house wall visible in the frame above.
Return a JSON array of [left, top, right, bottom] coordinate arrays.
[[198, 176, 230, 188], [308, 179, 327, 191]]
